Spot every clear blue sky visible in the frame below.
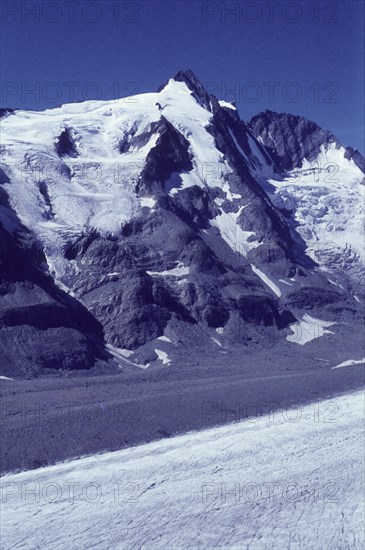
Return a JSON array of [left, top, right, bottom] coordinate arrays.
[[1, 0, 364, 151]]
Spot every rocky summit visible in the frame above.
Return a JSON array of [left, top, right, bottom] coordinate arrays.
[[0, 70, 364, 376]]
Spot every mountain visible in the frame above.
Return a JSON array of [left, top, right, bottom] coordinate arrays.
[[246, 110, 364, 287], [0, 70, 363, 376]]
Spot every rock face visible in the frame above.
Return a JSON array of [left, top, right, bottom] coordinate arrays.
[[0, 71, 363, 376], [138, 116, 193, 193], [248, 110, 364, 173], [0, 190, 106, 377], [0, 108, 14, 119]]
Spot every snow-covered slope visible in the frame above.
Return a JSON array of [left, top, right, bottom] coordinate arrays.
[[1, 389, 364, 549], [268, 143, 364, 263], [1, 81, 190, 276], [247, 110, 365, 286]]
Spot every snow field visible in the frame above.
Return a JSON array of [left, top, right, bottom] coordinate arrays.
[[1, 390, 364, 549]]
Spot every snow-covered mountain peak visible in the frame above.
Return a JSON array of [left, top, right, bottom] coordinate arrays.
[[1, 72, 364, 373], [157, 69, 217, 112]]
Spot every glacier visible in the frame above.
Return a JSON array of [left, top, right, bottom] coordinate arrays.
[[1, 389, 364, 549]]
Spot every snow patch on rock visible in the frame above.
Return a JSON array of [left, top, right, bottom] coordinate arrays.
[[155, 349, 171, 365], [286, 314, 335, 345], [332, 358, 365, 369]]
